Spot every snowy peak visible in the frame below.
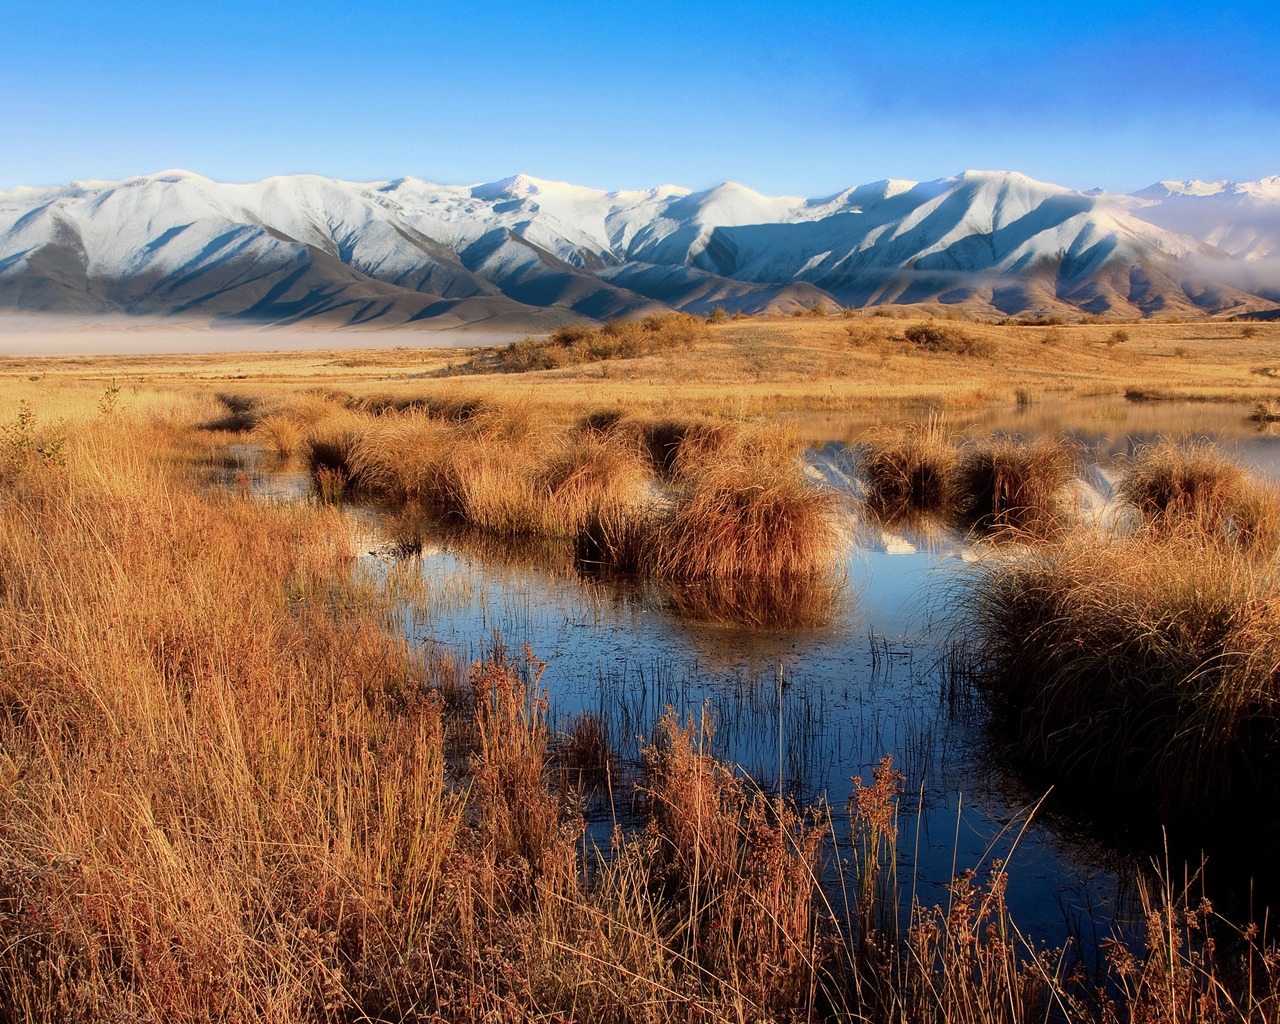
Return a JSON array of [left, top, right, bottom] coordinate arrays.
[[1, 167, 1279, 326]]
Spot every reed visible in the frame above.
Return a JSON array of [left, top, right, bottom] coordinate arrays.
[[860, 418, 960, 522], [956, 434, 1079, 536], [965, 524, 1280, 822]]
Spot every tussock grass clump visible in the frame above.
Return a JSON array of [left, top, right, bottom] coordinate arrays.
[[558, 710, 611, 780], [903, 321, 994, 357], [250, 411, 303, 458], [956, 434, 1079, 535], [301, 405, 844, 591], [966, 527, 1280, 821], [355, 392, 495, 420], [426, 425, 652, 539], [1119, 438, 1280, 553], [646, 422, 840, 581], [206, 391, 264, 430], [860, 419, 959, 522], [1251, 398, 1280, 422], [484, 313, 710, 373]]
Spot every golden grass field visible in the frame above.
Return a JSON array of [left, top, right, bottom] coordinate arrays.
[[2, 314, 1278, 421], [3, 316, 1280, 1021]]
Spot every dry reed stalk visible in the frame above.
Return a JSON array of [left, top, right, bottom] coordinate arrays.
[[640, 706, 831, 1016], [956, 434, 1079, 536], [860, 419, 960, 521]]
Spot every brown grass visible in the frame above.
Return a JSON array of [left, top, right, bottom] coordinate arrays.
[[860, 418, 960, 522], [295, 402, 845, 586], [645, 421, 842, 581], [966, 524, 1280, 822], [956, 435, 1080, 536], [3, 383, 1280, 1020], [1119, 438, 1280, 554]]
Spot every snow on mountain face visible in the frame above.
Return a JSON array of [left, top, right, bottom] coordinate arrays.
[[1121, 177, 1280, 260], [1, 168, 1278, 328]]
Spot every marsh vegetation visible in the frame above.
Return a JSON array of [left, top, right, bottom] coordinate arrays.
[[3, 333, 1280, 1021]]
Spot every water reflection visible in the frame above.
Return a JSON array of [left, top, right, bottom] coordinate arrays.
[[228, 396, 1280, 952], [356, 509, 1136, 945]]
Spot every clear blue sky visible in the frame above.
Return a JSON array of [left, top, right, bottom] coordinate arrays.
[[2, 0, 1277, 194]]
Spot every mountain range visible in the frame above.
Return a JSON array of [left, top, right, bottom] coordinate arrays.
[[3, 168, 1279, 329]]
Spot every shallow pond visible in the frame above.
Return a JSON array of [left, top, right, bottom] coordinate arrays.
[[234, 395, 1280, 954]]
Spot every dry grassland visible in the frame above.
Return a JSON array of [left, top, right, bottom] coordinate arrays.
[[2, 322, 1280, 1020], [2, 315, 1278, 423]]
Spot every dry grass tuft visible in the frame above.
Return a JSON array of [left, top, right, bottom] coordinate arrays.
[[558, 711, 611, 780], [640, 706, 830, 1015], [956, 434, 1079, 536], [860, 419, 960, 522], [250, 412, 303, 458], [1119, 438, 1280, 553], [966, 526, 1280, 821], [645, 422, 841, 581]]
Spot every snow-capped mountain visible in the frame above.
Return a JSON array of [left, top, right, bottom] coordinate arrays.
[[2, 168, 1278, 328], [1121, 178, 1280, 260]]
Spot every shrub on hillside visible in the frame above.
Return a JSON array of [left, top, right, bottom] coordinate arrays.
[[490, 314, 710, 373], [902, 321, 992, 357]]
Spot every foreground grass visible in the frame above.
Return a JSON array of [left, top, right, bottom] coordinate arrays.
[[2, 390, 1280, 1020]]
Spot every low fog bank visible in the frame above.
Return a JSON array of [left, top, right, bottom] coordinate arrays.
[[0, 315, 526, 357]]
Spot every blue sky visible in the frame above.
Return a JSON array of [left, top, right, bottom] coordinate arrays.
[[2, 0, 1277, 194]]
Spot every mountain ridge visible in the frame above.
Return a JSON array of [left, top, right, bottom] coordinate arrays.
[[3, 168, 1278, 329]]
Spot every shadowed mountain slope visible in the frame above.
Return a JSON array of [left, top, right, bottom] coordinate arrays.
[[2, 168, 1278, 327]]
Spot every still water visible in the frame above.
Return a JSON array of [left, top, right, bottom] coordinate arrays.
[[239, 396, 1280, 952]]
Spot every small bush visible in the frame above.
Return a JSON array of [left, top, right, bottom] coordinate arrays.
[[902, 321, 993, 357], [705, 305, 729, 324], [1106, 329, 1130, 347], [482, 314, 710, 374], [1243, 325, 1259, 338]]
